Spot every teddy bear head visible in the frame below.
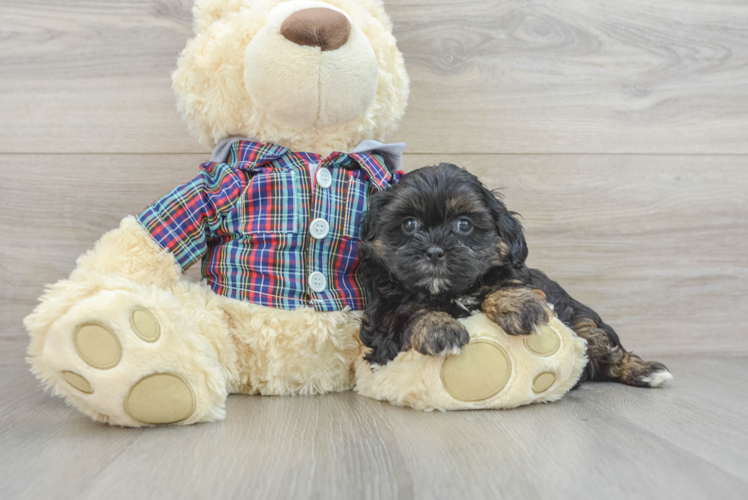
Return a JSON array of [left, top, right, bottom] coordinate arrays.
[[173, 0, 410, 154]]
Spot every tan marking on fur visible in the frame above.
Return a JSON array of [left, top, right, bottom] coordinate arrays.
[[610, 351, 668, 386], [371, 239, 387, 258], [571, 318, 614, 360], [482, 288, 552, 335], [446, 196, 482, 214], [407, 311, 468, 356], [572, 318, 668, 385], [496, 240, 511, 261], [532, 289, 547, 300]]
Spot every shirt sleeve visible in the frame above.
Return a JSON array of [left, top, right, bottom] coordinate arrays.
[[136, 162, 248, 269]]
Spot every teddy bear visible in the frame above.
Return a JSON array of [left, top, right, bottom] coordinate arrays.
[[25, 0, 586, 426], [25, 0, 409, 426]]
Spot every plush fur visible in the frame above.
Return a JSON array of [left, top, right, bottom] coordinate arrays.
[[357, 164, 672, 388], [174, 0, 409, 155], [25, 0, 409, 426]]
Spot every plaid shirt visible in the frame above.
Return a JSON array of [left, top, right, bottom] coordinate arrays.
[[137, 140, 402, 311]]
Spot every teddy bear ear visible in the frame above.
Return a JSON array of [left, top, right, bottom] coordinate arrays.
[[192, 0, 246, 33]]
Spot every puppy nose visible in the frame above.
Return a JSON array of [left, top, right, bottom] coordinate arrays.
[[280, 8, 351, 51], [426, 247, 446, 264]]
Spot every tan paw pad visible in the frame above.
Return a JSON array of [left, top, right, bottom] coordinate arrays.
[[130, 308, 160, 342], [74, 323, 122, 369], [532, 372, 556, 393], [524, 325, 561, 357], [62, 371, 93, 394], [441, 339, 512, 402], [124, 373, 196, 425]]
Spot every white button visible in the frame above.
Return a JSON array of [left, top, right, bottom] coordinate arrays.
[[309, 218, 329, 239], [316, 167, 332, 188], [309, 272, 327, 293]]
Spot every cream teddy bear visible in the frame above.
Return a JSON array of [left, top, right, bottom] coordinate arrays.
[[25, 0, 409, 426], [25, 0, 586, 426]]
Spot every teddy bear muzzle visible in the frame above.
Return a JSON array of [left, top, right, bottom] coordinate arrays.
[[280, 7, 351, 51], [243, 1, 380, 130]]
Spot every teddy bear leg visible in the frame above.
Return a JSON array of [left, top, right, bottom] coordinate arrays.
[[220, 303, 362, 397], [28, 284, 233, 427]]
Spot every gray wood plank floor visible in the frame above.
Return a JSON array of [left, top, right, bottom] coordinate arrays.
[[2, 1, 747, 499], [1, 338, 746, 500]]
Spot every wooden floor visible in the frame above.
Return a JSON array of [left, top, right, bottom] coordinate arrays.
[[2, 1, 748, 499], [1, 340, 747, 500]]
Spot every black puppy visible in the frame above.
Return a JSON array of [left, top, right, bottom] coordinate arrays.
[[358, 163, 672, 388]]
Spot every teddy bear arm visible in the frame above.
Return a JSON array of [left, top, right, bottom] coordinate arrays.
[[72, 216, 185, 287], [23, 216, 186, 347], [72, 160, 248, 288]]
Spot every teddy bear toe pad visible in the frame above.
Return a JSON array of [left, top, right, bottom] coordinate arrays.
[[62, 371, 93, 394], [124, 373, 196, 425], [130, 307, 161, 342], [532, 372, 557, 393], [73, 323, 122, 369], [524, 325, 561, 356], [440, 340, 511, 402]]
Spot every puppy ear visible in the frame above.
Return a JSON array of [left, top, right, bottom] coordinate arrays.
[[360, 213, 376, 243], [361, 190, 389, 242], [482, 186, 528, 268]]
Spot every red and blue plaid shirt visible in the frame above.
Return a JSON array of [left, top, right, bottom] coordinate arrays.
[[137, 140, 402, 311]]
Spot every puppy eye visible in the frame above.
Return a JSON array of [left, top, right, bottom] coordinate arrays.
[[455, 218, 473, 234], [402, 217, 419, 234]]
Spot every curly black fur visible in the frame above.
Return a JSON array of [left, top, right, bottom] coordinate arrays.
[[358, 163, 670, 387]]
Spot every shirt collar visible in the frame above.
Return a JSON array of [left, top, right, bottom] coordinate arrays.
[[211, 137, 404, 191]]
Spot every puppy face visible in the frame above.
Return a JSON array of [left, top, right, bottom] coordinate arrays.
[[361, 163, 528, 296]]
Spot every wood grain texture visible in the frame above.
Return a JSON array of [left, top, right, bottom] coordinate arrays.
[[1, 345, 747, 500], [0, 0, 198, 154], [389, 0, 748, 153], [2, 0, 748, 153], [3, 154, 746, 356]]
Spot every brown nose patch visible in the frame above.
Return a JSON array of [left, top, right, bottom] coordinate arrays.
[[280, 7, 351, 51]]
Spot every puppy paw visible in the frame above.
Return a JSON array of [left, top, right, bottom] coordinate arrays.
[[482, 288, 553, 335], [613, 354, 673, 388], [407, 311, 470, 357]]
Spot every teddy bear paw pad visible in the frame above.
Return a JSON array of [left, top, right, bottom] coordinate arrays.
[[124, 373, 196, 425], [524, 325, 561, 357], [532, 372, 557, 393], [130, 307, 161, 342], [62, 371, 93, 394], [440, 339, 512, 402], [73, 323, 122, 369]]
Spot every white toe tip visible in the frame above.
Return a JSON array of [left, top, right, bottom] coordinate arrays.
[[642, 369, 673, 387]]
